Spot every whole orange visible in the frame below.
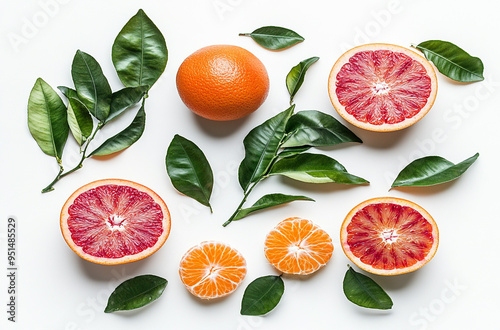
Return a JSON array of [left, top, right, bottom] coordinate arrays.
[[176, 45, 270, 121]]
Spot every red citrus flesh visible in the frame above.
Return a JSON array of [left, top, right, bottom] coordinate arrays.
[[340, 197, 438, 275], [60, 179, 171, 265], [328, 44, 438, 131]]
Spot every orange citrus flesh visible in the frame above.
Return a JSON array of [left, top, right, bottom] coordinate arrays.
[[264, 217, 334, 275], [328, 43, 437, 132], [60, 179, 171, 265], [179, 241, 247, 299], [176, 44, 269, 121], [340, 197, 438, 275]]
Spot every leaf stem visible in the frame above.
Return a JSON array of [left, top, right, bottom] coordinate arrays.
[[223, 181, 258, 227]]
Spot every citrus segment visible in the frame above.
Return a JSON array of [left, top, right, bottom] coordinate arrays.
[[179, 241, 247, 299], [340, 197, 438, 275], [176, 44, 269, 121], [60, 179, 171, 265], [328, 43, 438, 131], [264, 217, 334, 275]]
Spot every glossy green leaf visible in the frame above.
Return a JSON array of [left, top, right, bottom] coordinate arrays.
[[105, 275, 167, 313], [239, 26, 304, 50], [234, 193, 314, 221], [391, 153, 479, 188], [269, 153, 369, 184], [166, 135, 214, 211], [90, 103, 145, 156], [71, 50, 112, 122], [57, 86, 76, 99], [107, 86, 148, 123], [415, 40, 484, 82], [278, 146, 311, 158], [343, 266, 393, 310], [27, 78, 69, 160], [241, 275, 284, 316], [67, 97, 93, 146], [286, 57, 319, 103], [283, 110, 362, 148], [239, 105, 295, 192], [112, 9, 168, 88]]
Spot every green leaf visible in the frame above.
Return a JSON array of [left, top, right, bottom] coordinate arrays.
[[234, 193, 314, 221], [286, 57, 319, 103], [269, 153, 369, 184], [343, 266, 393, 310], [71, 50, 112, 122], [278, 146, 311, 158], [67, 97, 93, 146], [239, 26, 304, 50], [105, 275, 167, 313], [107, 86, 148, 123], [57, 86, 77, 98], [415, 40, 484, 82], [90, 103, 145, 156], [239, 105, 295, 192], [240, 275, 284, 316], [27, 78, 69, 160], [283, 110, 362, 148], [391, 153, 479, 188], [166, 135, 214, 211], [112, 9, 168, 88]]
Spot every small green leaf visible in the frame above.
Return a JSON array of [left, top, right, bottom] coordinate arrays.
[[90, 103, 145, 156], [286, 57, 319, 103], [234, 193, 314, 221], [283, 110, 362, 148], [343, 266, 393, 310], [269, 153, 369, 184], [278, 146, 311, 158], [239, 105, 295, 192], [239, 26, 304, 50], [391, 153, 479, 188], [71, 50, 112, 122], [107, 86, 148, 123], [166, 135, 214, 211], [415, 40, 484, 82], [241, 275, 284, 316], [67, 97, 93, 146], [28, 78, 69, 160], [112, 9, 168, 88], [105, 275, 167, 313]]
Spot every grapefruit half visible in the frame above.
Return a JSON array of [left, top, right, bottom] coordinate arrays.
[[328, 43, 438, 132], [60, 179, 171, 265], [340, 197, 438, 275]]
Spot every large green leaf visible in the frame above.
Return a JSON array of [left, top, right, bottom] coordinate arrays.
[[166, 134, 214, 211], [283, 110, 362, 148], [415, 40, 484, 82], [106, 86, 148, 123], [27, 78, 69, 160], [234, 193, 314, 221], [391, 153, 479, 188], [286, 57, 319, 103], [343, 266, 393, 310], [90, 103, 145, 156], [105, 275, 167, 313], [239, 26, 304, 50], [269, 153, 369, 184], [71, 50, 112, 122], [112, 9, 167, 88], [238, 105, 295, 192], [240, 275, 284, 316]]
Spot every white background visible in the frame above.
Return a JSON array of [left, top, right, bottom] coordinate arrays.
[[1, 0, 499, 329]]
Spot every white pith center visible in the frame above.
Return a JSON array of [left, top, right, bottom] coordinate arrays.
[[372, 81, 390, 95], [107, 214, 126, 231], [381, 229, 399, 244]]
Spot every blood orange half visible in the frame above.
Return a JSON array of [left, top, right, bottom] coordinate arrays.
[[340, 197, 438, 275], [328, 43, 438, 132], [60, 179, 171, 265]]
